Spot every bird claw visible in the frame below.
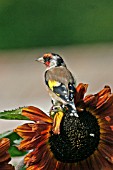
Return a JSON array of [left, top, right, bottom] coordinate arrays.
[[49, 105, 63, 118]]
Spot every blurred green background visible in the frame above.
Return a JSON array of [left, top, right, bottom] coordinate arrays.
[[0, 0, 113, 49]]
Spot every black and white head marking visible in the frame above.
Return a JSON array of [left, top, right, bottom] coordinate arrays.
[[51, 53, 66, 67]]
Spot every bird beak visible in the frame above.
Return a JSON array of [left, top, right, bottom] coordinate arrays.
[[35, 57, 44, 63]]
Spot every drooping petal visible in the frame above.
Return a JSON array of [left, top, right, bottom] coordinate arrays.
[[0, 138, 10, 156], [0, 138, 14, 170], [74, 83, 88, 104]]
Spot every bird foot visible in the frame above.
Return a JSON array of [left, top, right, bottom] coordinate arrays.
[[49, 105, 63, 118]]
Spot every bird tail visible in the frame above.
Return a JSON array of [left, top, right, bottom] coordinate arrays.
[[66, 103, 78, 117]]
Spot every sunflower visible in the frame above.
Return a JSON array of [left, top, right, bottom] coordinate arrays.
[[0, 138, 14, 170], [14, 83, 113, 170]]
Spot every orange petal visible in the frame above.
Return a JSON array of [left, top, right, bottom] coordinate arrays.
[[24, 144, 47, 165], [96, 93, 109, 108], [75, 83, 88, 104], [14, 123, 36, 139], [22, 106, 53, 123], [97, 86, 111, 97], [0, 138, 10, 156]]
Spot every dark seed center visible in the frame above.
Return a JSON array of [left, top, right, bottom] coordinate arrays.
[[49, 110, 100, 163]]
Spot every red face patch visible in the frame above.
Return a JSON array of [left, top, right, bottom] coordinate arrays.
[[45, 61, 50, 67]]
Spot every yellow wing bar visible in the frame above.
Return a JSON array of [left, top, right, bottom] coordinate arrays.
[[48, 80, 61, 91]]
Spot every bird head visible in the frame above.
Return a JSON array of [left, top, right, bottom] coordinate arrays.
[[36, 53, 66, 68]]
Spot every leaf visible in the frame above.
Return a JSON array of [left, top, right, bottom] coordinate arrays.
[[20, 166, 26, 170], [6, 131, 21, 145], [7, 131, 28, 157], [9, 146, 27, 157], [0, 131, 28, 157], [0, 107, 30, 120]]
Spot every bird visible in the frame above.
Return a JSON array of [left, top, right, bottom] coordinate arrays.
[[36, 53, 78, 118]]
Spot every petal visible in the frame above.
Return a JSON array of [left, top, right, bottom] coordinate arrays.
[[0, 164, 14, 170], [14, 122, 52, 140], [0, 138, 10, 156], [96, 94, 113, 113], [97, 86, 111, 97], [22, 106, 53, 123], [14, 123, 36, 139], [75, 83, 88, 104], [84, 95, 96, 107], [0, 152, 10, 163], [96, 93, 109, 108], [24, 144, 47, 165]]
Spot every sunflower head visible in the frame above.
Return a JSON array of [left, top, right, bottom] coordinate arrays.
[[14, 83, 113, 170]]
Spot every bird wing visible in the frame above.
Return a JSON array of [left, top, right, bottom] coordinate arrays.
[[45, 67, 76, 103]]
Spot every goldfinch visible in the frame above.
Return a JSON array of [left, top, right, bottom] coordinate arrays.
[[36, 53, 78, 117]]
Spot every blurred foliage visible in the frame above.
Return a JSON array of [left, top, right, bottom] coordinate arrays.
[[0, 0, 113, 49]]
